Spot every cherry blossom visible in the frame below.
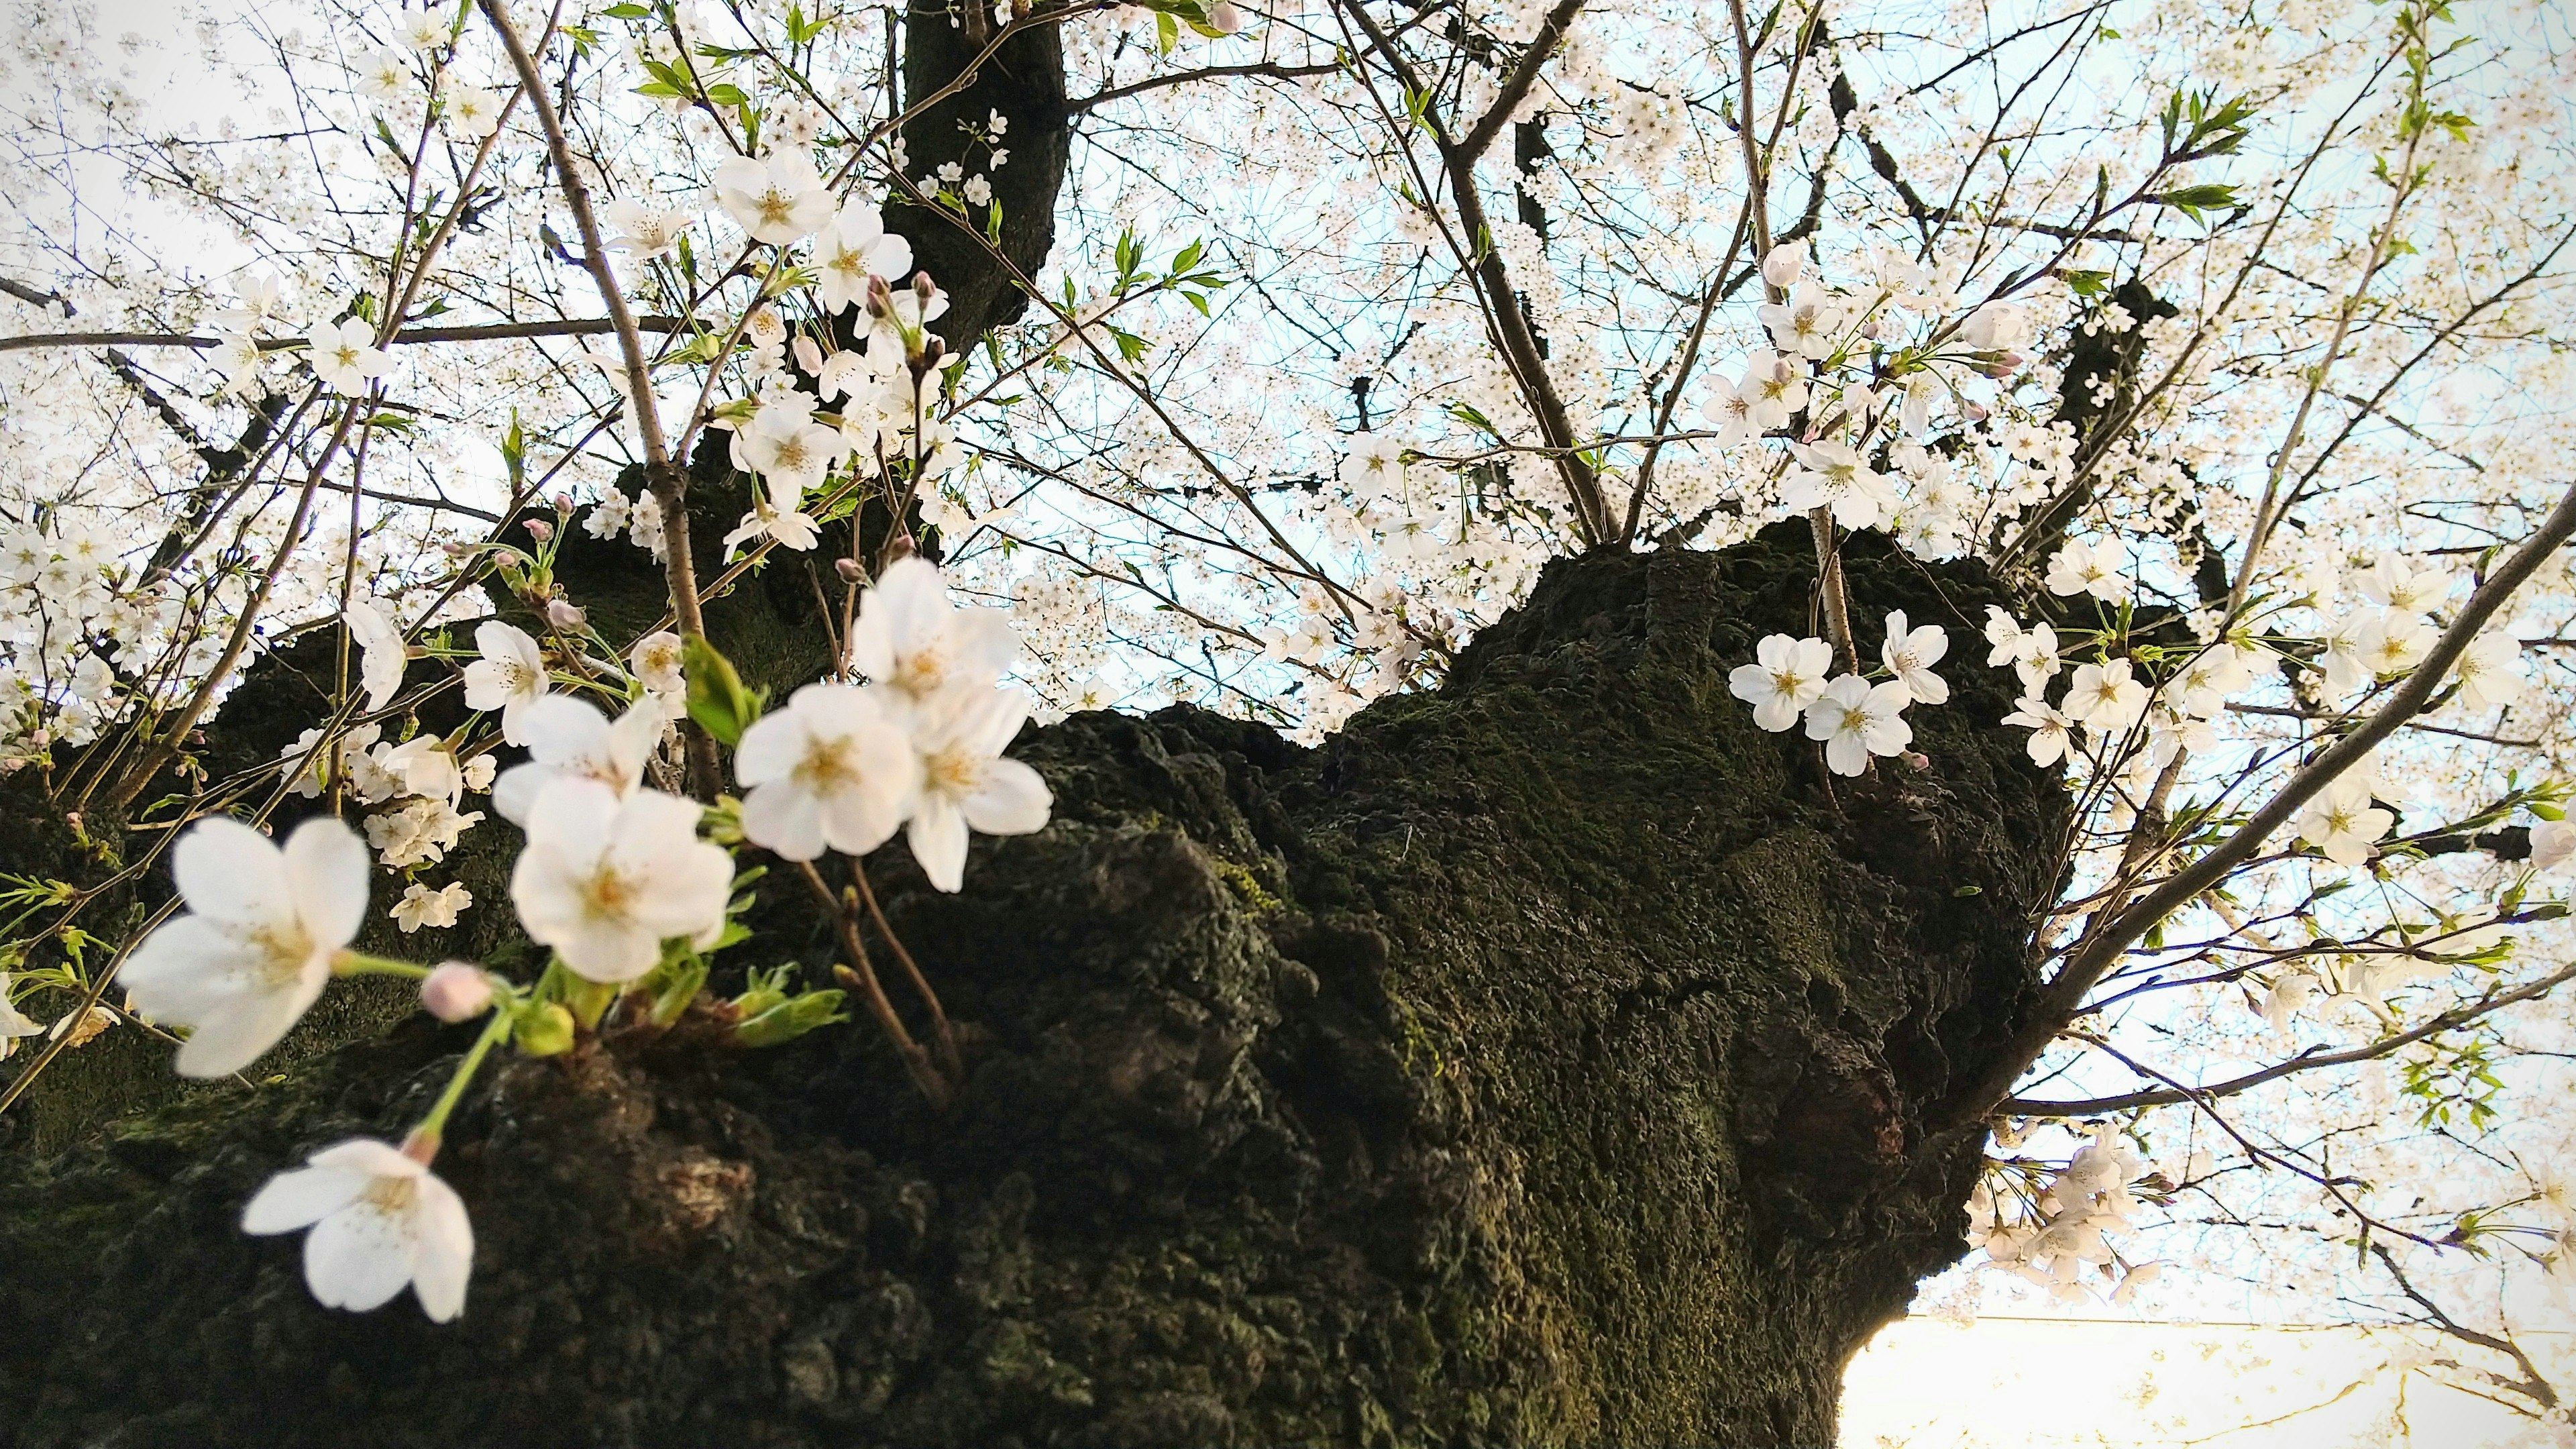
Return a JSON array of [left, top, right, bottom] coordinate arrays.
[[1879, 611, 1949, 705], [491, 694, 663, 824], [242, 1138, 472, 1322], [462, 621, 548, 743], [734, 684, 922, 861], [905, 687, 1055, 891], [118, 817, 369, 1078], [1729, 633, 1833, 731], [305, 318, 387, 394], [1805, 676, 1913, 777], [712, 151, 833, 244], [847, 557, 1019, 704], [510, 780, 732, 983]]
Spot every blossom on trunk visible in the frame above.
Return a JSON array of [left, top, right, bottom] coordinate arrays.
[[462, 621, 548, 743], [1729, 633, 1832, 731], [242, 1138, 472, 1322], [118, 817, 369, 1077], [735, 684, 923, 861], [510, 781, 732, 983], [906, 687, 1053, 892]]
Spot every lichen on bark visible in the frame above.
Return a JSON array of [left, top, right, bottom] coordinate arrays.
[[0, 523, 2064, 1447]]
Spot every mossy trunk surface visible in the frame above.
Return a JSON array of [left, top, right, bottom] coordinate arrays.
[[0, 527, 2065, 1448]]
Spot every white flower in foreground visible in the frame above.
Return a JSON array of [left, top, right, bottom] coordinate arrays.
[[343, 598, 407, 711], [118, 817, 368, 1077], [713, 151, 833, 244], [511, 781, 732, 983], [1804, 675, 1913, 777], [0, 975, 41, 1060], [1729, 633, 1833, 731], [1701, 374, 1758, 445], [722, 474, 823, 553], [1983, 607, 2062, 690], [2355, 612, 2436, 679], [2001, 696, 2076, 766], [631, 630, 688, 718], [352, 47, 411, 101], [600, 197, 696, 260], [394, 3, 447, 52], [2453, 633, 2523, 712], [907, 688, 1053, 892], [737, 402, 849, 494], [736, 684, 923, 861], [492, 694, 663, 824], [2063, 659, 2149, 732], [1740, 350, 1807, 431], [381, 734, 463, 804], [1880, 610, 1950, 705], [2295, 777, 2392, 868], [848, 557, 1020, 703], [2531, 819, 2576, 871], [306, 317, 388, 395], [444, 86, 505, 140], [1781, 440, 1894, 531], [1760, 240, 1807, 290], [2044, 537, 2129, 604], [815, 201, 914, 313], [243, 1138, 472, 1322], [2357, 554, 2449, 615], [1758, 280, 1844, 360], [1340, 432, 1407, 496], [462, 620, 548, 743]]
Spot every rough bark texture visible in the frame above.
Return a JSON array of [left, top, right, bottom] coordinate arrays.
[[0, 526, 2065, 1447]]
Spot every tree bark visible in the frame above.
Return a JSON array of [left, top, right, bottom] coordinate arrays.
[[0, 525, 2065, 1447]]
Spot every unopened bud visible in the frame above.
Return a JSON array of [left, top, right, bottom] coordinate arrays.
[[1986, 352, 2023, 378], [421, 962, 494, 1022], [1208, 0, 1245, 32], [1761, 241, 1807, 290], [913, 270, 938, 305], [1962, 400, 1990, 422], [1902, 750, 1931, 772], [835, 557, 863, 583], [545, 598, 587, 630], [1858, 317, 1883, 341], [866, 273, 896, 318], [793, 333, 824, 375], [524, 518, 554, 543], [515, 1000, 576, 1056], [442, 540, 474, 559], [551, 492, 574, 515]]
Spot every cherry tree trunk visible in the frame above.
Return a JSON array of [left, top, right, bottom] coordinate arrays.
[[0, 526, 2065, 1448]]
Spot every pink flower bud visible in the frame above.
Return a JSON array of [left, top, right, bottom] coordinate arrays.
[[421, 963, 492, 1023], [1208, 0, 1246, 32], [914, 270, 938, 305], [793, 334, 825, 375], [1902, 750, 1931, 772], [545, 598, 587, 630], [867, 274, 896, 318], [1962, 400, 1989, 422], [551, 492, 574, 515], [835, 557, 863, 582], [524, 518, 554, 543]]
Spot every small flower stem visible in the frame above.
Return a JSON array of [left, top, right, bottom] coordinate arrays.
[[796, 861, 949, 1107], [411, 1004, 513, 1149], [853, 863, 959, 1082], [333, 950, 431, 980]]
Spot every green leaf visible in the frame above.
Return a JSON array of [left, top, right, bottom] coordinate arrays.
[[704, 81, 749, 107], [735, 989, 849, 1047], [682, 633, 764, 747], [602, 2, 651, 16]]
